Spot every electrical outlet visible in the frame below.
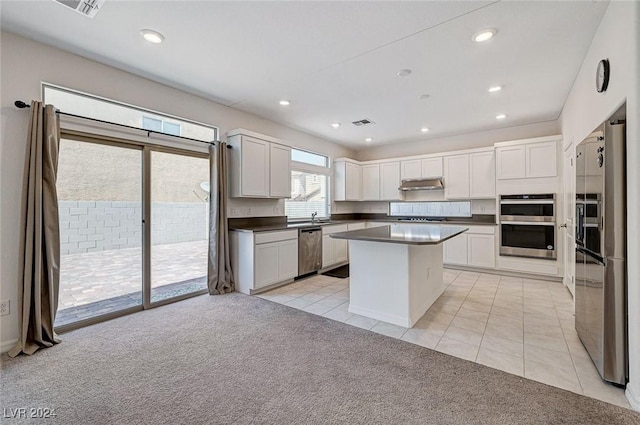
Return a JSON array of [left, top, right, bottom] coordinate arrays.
[[0, 299, 10, 316]]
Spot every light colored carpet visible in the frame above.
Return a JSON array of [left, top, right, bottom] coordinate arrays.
[[1, 293, 638, 424]]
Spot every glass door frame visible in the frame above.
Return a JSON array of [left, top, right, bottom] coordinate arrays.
[[142, 146, 210, 309], [55, 131, 210, 333]]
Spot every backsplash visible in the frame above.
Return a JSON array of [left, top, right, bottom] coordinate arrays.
[[389, 201, 471, 217]]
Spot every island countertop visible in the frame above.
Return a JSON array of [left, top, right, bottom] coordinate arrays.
[[330, 224, 468, 245]]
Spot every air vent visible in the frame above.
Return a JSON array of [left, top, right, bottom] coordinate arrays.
[[53, 0, 105, 18], [352, 119, 375, 126]]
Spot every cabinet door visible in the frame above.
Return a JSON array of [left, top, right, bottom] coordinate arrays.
[[334, 238, 348, 264], [401, 159, 422, 180], [469, 151, 496, 198], [526, 141, 557, 178], [421, 157, 443, 178], [255, 243, 279, 288], [444, 234, 468, 265], [241, 136, 270, 196], [322, 234, 335, 267], [496, 146, 526, 179], [345, 162, 362, 200], [269, 143, 291, 198], [361, 164, 380, 200], [278, 239, 298, 280], [380, 161, 402, 200], [443, 154, 470, 199], [467, 234, 495, 268]]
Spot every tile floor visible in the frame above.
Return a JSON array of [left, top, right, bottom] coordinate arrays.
[[257, 268, 630, 409]]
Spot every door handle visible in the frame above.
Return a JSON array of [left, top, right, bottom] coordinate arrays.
[[559, 223, 568, 228]]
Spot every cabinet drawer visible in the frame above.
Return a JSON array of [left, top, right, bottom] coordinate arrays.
[[255, 230, 298, 244], [322, 224, 348, 235], [466, 226, 496, 235]]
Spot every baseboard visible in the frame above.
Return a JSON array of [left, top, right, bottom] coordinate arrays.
[[444, 264, 563, 282], [1, 339, 18, 354], [348, 304, 410, 328], [626, 385, 640, 412]]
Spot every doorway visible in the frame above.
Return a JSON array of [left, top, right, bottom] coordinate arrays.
[[55, 136, 210, 330]]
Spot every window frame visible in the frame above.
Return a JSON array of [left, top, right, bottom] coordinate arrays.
[[285, 149, 332, 222]]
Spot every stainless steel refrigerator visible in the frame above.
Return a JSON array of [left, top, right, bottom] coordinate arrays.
[[575, 120, 627, 386]]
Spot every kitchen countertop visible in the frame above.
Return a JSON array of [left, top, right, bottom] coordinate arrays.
[[229, 218, 494, 233], [330, 224, 469, 245]]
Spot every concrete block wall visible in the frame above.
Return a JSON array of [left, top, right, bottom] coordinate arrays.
[[59, 201, 208, 255]]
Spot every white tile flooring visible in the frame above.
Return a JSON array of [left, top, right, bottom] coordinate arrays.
[[257, 269, 631, 409]]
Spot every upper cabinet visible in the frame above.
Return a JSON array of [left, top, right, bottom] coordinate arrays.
[[421, 157, 443, 178], [269, 143, 292, 197], [443, 154, 470, 199], [334, 160, 362, 201], [361, 164, 380, 201], [380, 161, 402, 200], [227, 130, 291, 198], [469, 151, 496, 198], [496, 138, 558, 180], [401, 157, 443, 180]]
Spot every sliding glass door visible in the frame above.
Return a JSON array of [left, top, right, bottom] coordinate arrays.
[[56, 138, 143, 327], [55, 137, 210, 329], [149, 151, 209, 304]]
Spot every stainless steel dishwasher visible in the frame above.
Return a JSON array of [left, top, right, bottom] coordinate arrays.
[[298, 227, 323, 276]]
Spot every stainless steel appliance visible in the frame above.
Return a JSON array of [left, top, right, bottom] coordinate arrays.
[[575, 121, 627, 386], [298, 227, 322, 276], [500, 194, 556, 259]]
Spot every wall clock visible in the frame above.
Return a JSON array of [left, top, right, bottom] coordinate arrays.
[[596, 59, 610, 93]]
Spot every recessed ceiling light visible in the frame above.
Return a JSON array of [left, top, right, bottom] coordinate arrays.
[[473, 28, 497, 43], [397, 69, 412, 77], [421, 127, 430, 133], [279, 100, 291, 106], [140, 29, 165, 44], [418, 94, 430, 101], [496, 114, 507, 120], [330, 123, 341, 128], [365, 138, 372, 142], [488, 85, 502, 93]]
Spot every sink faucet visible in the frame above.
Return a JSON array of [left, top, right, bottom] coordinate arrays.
[[311, 211, 318, 223]]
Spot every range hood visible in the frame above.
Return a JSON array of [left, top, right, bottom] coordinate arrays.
[[398, 177, 444, 191]]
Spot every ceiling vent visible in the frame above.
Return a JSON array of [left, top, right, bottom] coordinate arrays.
[[53, 0, 105, 18], [352, 119, 375, 126]]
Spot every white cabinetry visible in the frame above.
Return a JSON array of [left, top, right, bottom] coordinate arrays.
[[322, 224, 348, 268], [334, 160, 362, 201], [361, 164, 380, 200], [525, 141, 557, 178], [269, 143, 292, 197], [444, 226, 496, 268], [401, 159, 422, 180], [380, 161, 402, 200], [469, 151, 496, 198], [443, 154, 470, 199], [421, 157, 443, 178], [496, 139, 558, 180], [228, 130, 291, 198], [231, 229, 298, 294], [444, 233, 468, 265], [401, 157, 443, 180]]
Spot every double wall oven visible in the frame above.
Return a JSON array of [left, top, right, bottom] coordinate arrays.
[[500, 194, 556, 260]]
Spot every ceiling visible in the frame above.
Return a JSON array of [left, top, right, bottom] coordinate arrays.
[[1, 1, 608, 150]]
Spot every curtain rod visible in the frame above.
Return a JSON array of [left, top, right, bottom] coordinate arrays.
[[14, 100, 230, 148]]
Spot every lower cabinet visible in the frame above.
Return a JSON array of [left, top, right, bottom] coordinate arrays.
[[322, 224, 348, 268], [231, 229, 298, 294], [444, 226, 496, 269]]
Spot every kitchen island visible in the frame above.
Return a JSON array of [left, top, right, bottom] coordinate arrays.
[[331, 224, 468, 327]]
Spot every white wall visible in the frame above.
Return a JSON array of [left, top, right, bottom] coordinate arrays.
[[558, 1, 640, 410], [356, 121, 559, 161], [0, 31, 355, 350]]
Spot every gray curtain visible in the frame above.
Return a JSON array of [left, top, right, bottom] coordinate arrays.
[[207, 143, 234, 294], [9, 102, 62, 357]]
